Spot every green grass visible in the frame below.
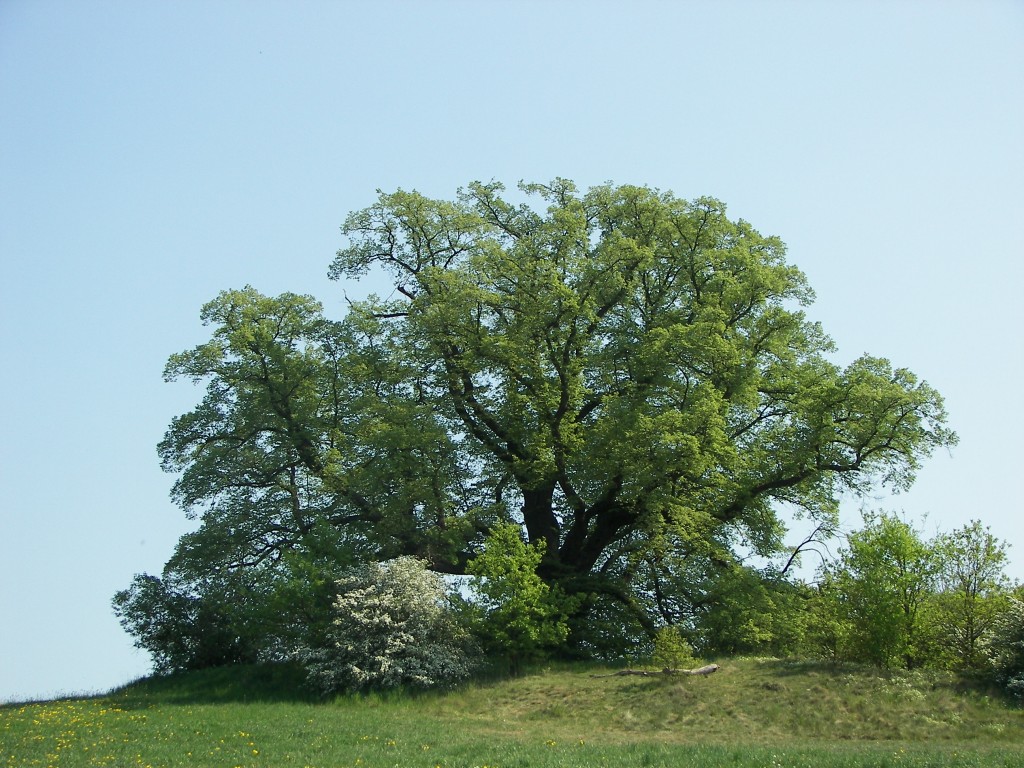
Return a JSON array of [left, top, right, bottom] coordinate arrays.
[[2, 659, 1023, 767]]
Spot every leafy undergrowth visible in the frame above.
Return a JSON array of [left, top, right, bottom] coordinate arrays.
[[2, 659, 1022, 767]]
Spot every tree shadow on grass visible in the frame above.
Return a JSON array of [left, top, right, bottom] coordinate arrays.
[[106, 662, 322, 708]]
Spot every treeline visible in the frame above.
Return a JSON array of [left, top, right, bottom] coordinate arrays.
[[680, 514, 1021, 674], [114, 513, 1023, 700]]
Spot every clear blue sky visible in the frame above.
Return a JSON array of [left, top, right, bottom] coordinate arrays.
[[1, 0, 1021, 702]]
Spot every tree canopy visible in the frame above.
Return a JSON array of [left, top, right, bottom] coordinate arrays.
[[147, 179, 956, 656]]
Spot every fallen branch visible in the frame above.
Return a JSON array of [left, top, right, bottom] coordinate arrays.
[[591, 664, 720, 678]]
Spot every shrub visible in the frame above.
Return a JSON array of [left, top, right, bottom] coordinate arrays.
[[464, 523, 574, 672], [300, 557, 477, 694], [112, 573, 259, 674], [693, 566, 811, 658], [929, 521, 1013, 671], [821, 512, 938, 668], [985, 597, 1024, 702], [652, 626, 697, 669]]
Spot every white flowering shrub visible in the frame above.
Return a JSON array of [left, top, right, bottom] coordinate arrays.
[[300, 556, 478, 694], [986, 597, 1024, 702]]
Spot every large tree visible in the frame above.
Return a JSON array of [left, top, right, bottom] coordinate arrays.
[[148, 179, 955, 656]]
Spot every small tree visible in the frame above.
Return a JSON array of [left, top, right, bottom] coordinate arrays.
[[465, 523, 574, 672], [693, 565, 810, 658], [804, 574, 851, 663], [930, 521, 1012, 670], [825, 512, 938, 668], [652, 626, 697, 670], [301, 557, 477, 694]]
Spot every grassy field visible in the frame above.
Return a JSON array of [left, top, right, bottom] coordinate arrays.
[[2, 659, 1023, 767]]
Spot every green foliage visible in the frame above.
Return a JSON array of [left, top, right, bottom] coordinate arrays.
[[301, 557, 477, 694], [652, 626, 697, 669], [691, 566, 811, 658], [803, 515, 1018, 675], [819, 512, 938, 668], [113, 527, 357, 674], [803, 574, 851, 663], [563, 590, 654, 661], [111, 573, 259, 674], [928, 520, 1013, 670], [464, 523, 574, 670]]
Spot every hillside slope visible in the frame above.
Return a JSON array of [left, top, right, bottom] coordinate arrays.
[[2, 659, 1022, 767]]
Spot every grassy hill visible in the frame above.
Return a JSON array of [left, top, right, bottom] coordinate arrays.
[[2, 658, 1023, 767]]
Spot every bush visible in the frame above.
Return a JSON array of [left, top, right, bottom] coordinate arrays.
[[300, 557, 477, 694], [985, 597, 1024, 702], [464, 523, 574, 672], [652, 626, 697, 670], [820, 512, 938, 668], [693, 566, 811, 658], [112, 573, 259, 674], [927, 520, 1013, 671]]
